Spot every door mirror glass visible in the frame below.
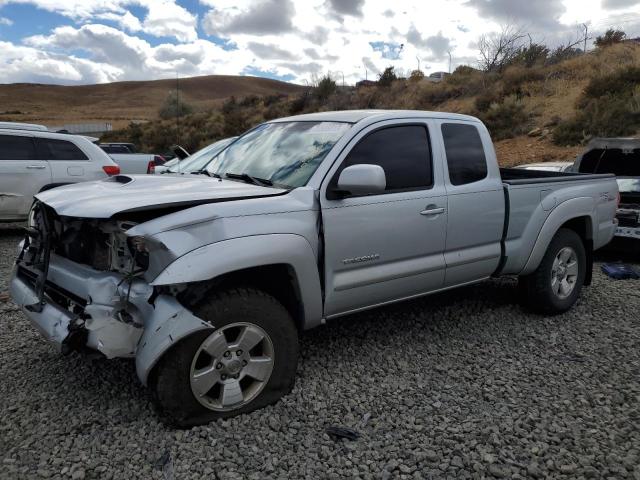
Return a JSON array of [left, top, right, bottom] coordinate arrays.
[[336, 164, 386, 196]]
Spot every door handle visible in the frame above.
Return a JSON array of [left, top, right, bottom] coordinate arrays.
[[420, 206, 445, 216], [26, 165, 46, 169]]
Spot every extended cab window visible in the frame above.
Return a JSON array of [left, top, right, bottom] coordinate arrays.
[[337, 125, 432, 194], [36, 138, 88, 161], [441, 123, 488, 186], [0, 135, 35, 160]]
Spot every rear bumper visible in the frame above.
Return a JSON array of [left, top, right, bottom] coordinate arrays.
[[10, 253, 213, 384], [615, 226, 640, 240], [596, 219, 618, 250]]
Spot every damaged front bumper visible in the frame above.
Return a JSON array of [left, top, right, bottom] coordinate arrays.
[[10, 252, 213, 385]]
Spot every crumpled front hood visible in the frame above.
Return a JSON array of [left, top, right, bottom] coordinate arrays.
[[36, 174, 286, 218]]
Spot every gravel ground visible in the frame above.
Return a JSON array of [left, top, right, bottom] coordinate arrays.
[[1, 224, 639, 480]]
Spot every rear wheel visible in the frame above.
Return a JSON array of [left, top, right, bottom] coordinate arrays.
[[150, 288, 298, 427], [519, 228, 586, 314]]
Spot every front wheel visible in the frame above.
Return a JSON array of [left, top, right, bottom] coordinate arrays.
[[519, 228, 586, 315], [150, 288, 299, 427]]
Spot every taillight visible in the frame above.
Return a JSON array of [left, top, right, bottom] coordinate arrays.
[[153, 155, 166, 165], [103, 165, 120, 176], [147, 161, 155, 174]]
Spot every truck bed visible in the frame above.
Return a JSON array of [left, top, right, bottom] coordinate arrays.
[[500, 167, 613, 185]]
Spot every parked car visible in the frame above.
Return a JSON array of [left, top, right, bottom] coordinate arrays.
[[572, 138, 640, 244], [107, 152, 166, 174], [157, 137, 236, 175], [99, 144, 166, 174], [515, 161, 574, 172], [11, 110, 618, 426], [154, 145, 191, 174], [0, 123, 119, 222], [99, 143, 137, 154]]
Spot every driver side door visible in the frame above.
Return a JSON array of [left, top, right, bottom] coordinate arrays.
[[320, 120, 447, 318]]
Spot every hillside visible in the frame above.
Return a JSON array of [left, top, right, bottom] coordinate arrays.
[[99, 42, 640, 165], [0, 75, 304, 129]]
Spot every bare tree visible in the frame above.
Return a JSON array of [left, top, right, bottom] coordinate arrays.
[[477, 25, 528, 72]]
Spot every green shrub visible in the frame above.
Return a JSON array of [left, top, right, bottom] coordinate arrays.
[[378, 67, 397, 87], [222, 96, 238, 114], [479, 96, 530, 140], [475, 91, 503, 112], [553, 94, 640, 145], [511, 43, 549, 68], [451, 65, 477, 76], [546, 46, 582, 65], [595, 29, 626, 48], [502, 66, 545, 96], [421, 84, 465, 107], [315, 75, 337, 101], [223, 110, 249, 137], [239, 95, 260, 107], [289, 91, 312, 114], [553, 67, 640, 145], [409, 69, 425, 82], [158, 90, 194, 120], [582, 66, 640, 102]]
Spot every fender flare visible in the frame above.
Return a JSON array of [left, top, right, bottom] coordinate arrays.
[[151, 233, 324, 330], [520, 196, 595, 276]]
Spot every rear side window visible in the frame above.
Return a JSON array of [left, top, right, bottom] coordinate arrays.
[[441, 123, 488, 186], [0, 134, 35, 160], [338, 125, 432, 193], [36, 138, 88, 161]]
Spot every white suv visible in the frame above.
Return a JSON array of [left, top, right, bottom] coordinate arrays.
[[0, 122, 120, 222]]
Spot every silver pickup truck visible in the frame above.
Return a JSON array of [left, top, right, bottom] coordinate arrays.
[[10, 110, 618, 426]]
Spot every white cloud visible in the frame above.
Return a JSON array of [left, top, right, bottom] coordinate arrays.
[[202, 0, 295, 36], [0, 16, 14, 25], [0, 0, 627, 85], [0, 0, 197, 42], [0, 40, 122, 83]]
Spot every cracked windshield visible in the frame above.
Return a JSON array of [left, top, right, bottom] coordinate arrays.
[[207, 121, 351, 188]]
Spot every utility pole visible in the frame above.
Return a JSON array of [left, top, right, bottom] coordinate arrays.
[[175, 72, 180, 144], [582, 23, 589, 53], [447, 50, 452, 74]]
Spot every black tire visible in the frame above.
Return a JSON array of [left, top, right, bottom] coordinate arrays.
[[519, 228, 586, 315], [150, 287, 298, 427]]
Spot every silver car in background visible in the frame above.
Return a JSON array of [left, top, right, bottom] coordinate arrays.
[[156, 137, 236, 175]]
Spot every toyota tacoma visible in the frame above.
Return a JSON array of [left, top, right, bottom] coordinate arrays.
[[10, 110, 619, 426]]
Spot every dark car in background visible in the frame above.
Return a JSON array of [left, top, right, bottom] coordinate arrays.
[[573, 138, 640, 249]]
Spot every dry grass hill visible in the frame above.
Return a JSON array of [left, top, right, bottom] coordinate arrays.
[[1, 41, 639, 167], [0, 75, 304, 129], [108, 42, 640, 166]]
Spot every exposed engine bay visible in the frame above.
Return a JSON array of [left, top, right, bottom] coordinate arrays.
[[12, 202, 210, 366], [28, 203, 148, 276]]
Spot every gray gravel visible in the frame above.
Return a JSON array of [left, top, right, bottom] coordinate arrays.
[[1, 224, 639, 480]]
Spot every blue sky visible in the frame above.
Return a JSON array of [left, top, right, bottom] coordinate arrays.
[[0, 0, 637, 85]]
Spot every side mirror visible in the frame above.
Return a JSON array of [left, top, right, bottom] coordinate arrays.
[[336, 164, 386, 196]]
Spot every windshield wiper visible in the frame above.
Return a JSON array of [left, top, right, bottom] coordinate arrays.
[[191, 170, 222, 179], [225, 172, 273, 187]]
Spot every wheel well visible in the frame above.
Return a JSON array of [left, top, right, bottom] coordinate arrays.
[[179, 264, 305, 331], [560, 216, 592, 242], [560, 216, 594, 285]]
